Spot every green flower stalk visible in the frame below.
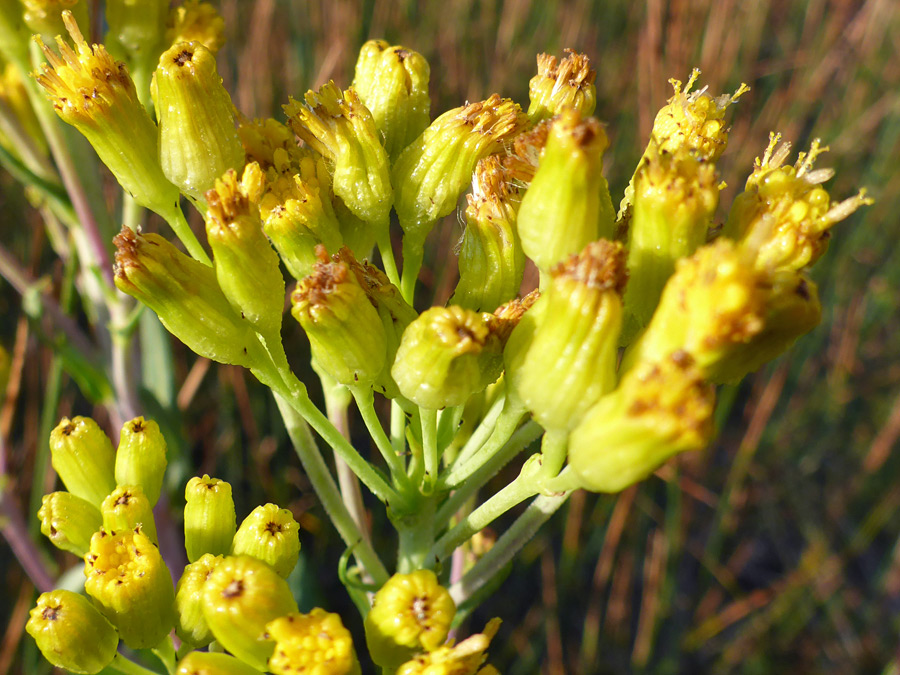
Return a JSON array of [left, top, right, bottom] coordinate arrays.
[[105, 0, 167, 74], [392, 306, 505, 410], [231, 503, 301, 578], [39, 491, 103, 557], [505, 240, 626, 432], [176, 651, 262, 675], [100, 485, 158, 545], [527, 50, 596, 122], [291, 248, 387, 387], [569, 353, 715, 493], [184, 475, 236, 562], [395, 619, 502, 675], [0, 0, 30, 65], [49, 416, 116, 507], [165, 0, 225, 54], [352, 39, 431, 161], [114, 416, 168, 507], [517, 109, 616, 274], [201, 555, 299, 671], [724, 133, 873, 272], [205, 163, 285, 340], [84, 527, 177, 649], [451, 155, 526, 312], [26, 590, 118, 675], [23, 0, 89, 42], [365, 570, 456, 670], [175, 553, 223, 648], [152, 41, 245, 202], [113, 227, 266, 368], [267, 609, 361, 675]]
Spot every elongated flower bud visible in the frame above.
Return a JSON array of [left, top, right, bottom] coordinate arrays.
[[392, 306, 504, 410], [175, 553, 223, 647], [114, 228, 265, 368], [49, 416, 116, 507], [365, 570, 456, 669], [569, 353, 715, 493], [396, 619, 501, 675], [205, 164, 285, 339], [517, 110, 615, 273], [176, 651, 262, 675], [267, 609, 361, 675], [33, 13, 181, 221], [451, 155, 525, 312], [724, 133, 872, 272], [285, 82, 392, 235], [39, 492, 103, 557], [184, 475, 236, 562], [528, 50, 596, 122], [152, 41, 245, 202], [232, 503, 300, 578], [84, 527, 177, 649], [352, 39, 431, 161], [101, 485, 157, 544], [505, 240, 626, 431], [115, 416, 167, 506], [291, 249, 386, 387], [27, 590, 118, 674], [201, 555, 299, 671], [166, 0, 225, 54], [23, 0, 89, 42]]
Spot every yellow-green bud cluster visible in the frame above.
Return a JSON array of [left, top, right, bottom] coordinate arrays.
[[527, 49, 597, 122], [268, 609, 361, 675], [395, 619, 502, 675]]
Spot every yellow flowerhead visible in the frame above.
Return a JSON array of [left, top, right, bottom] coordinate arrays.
[[267, 609, 361, 675]]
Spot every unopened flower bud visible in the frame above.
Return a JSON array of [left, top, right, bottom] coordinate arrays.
[[175, 553, 223, 648], [365, 570, 456, 669], [176, 651, 261, 675], [23, 0, 89, 42], [528, 50, 596, 122], [232, 503, 300, 578], [392, 306, 504, 410], [114, 228, 266, 368], [201, 555, 299, 671], [84, 527, 177, 649], [291, 249, 387, 387], [39, 491, 102, 557], [49, 416, 116, 507], [396, 619, 501, 675], [184, 475, 236, 562], [26, 590, 118, 674], [517, 110, 616, 273], [152, 41, 245, 202], [267, 609, 361, 675], [166, 0, 225, 54], [101, 485, 157, 544], [115, 416, 167, 506], [569, 353, 715, 493], [352, 39, 431, 161], [505, 240, 626, 431]]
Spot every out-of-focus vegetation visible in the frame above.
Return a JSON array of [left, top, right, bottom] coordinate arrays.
[[1, 1, 898, 672]]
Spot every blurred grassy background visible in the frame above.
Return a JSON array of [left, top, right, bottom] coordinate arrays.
[[2, 0, 900, 672]]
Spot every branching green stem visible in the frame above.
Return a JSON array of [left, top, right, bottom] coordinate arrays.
[[421, 407, 438, 489], [108, 654, 160, 675], [351, 386, 411, 491]]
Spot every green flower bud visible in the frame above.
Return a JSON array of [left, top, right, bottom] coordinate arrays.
[[113, 227, 266, 368], [49, 416, 116, 507], [505, 240, 626, 431], [352, 39, 431, 161], [623, 146, 719, 336], [724, 134, 872, 273], [165, 0, 225, 54], [101, 485, 158, 545], [26, 590, 118, 674], [176, 651, 262, 675], [152, 41, 245, 202], [451, 155, 526, 312], [517, 110, 616, 273], [291, 249, 387, 387], [267, 609, 361, 675], [232, 503, 301, 578], [365, 570, 456, 670], [392, 306, 504, 410], [527, 50, 596, 122], [114, 416, 168, 506], [201, 555, 299, 671], [205, 163, 285, 339], [39, 491, 103, 557], [105, 0, 167, 64], [569, 353, 715, 493], [84, 527, 177, 649], [284, 82, 392, 235], [184, 475, 236, 562], [175, 553, 223, 648], [23, 0, 89, 43]]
